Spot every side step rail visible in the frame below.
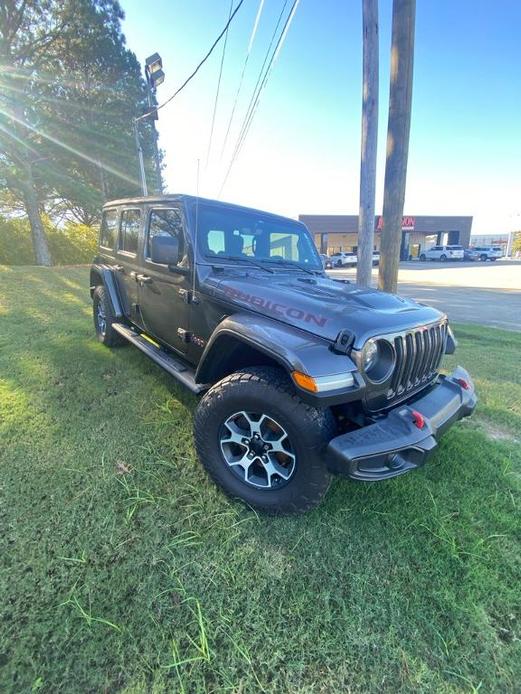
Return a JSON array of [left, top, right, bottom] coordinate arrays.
[[112, 323, 207, 394]]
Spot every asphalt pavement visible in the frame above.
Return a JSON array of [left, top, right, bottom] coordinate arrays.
[[327, 260, 521, 331]]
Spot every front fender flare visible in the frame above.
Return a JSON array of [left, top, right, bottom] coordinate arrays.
[[195, 313, 364, 404]]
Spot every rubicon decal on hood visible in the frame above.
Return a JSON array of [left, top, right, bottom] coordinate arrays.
[[222, 286, 328, 327]]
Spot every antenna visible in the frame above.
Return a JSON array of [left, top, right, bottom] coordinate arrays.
[[192, 158, 200, 300]]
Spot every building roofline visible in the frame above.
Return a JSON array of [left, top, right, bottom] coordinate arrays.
[[298, 213, 474, 221]]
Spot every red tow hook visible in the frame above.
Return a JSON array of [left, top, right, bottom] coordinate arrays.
[[411, 410, 425, 429], [456, 377, 470, 390]]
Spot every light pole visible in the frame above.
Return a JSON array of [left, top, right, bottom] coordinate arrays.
[[145, 52, 164, 194], [134, 119, 148, 196], [134, 52, 165, 196]]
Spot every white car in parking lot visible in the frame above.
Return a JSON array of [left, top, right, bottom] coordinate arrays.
[[420, 245, 464, 262], [330, 251, 357, 267], [330, 251, 380, 268]]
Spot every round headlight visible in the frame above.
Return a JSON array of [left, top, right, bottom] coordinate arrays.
[[363, 339, 378, 372], [362, 338, 396, 383]]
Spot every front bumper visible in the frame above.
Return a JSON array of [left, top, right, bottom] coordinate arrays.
[[326, 367, 477, 481]]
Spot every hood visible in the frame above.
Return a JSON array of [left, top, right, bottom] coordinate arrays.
[[203, 269, 445, 348]]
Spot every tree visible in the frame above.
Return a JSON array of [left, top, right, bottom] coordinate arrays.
[[512, 231, 521, 255], [378, 0, 416, 293], [0, 0, 159, 264], [356, 0, 379, 287]]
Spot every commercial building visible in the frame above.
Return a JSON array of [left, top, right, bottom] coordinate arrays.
[[299, 214, 473, 260], [470, 232, 514, 256]]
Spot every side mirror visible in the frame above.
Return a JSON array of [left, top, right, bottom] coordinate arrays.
[[151, 234, 179, 265]]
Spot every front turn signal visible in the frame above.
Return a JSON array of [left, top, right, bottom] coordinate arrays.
[[292, 371, 318, 393], [292, 371, 355, 393]]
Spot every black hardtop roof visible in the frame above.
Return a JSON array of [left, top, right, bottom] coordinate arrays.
[[102, 194, 300, 224]]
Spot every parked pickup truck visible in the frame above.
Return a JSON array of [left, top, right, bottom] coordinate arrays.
[[419, 245, 464, 262], [90, 195, 476, 513], [465, 246, 504, 262]]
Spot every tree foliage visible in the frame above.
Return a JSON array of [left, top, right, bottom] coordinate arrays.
[[0, 213, 97, 265], [0, 0, 162, 262]]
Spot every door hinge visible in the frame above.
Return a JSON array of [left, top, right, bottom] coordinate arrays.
[[177, 328, 192, 343], [178, 288, 200, 304]]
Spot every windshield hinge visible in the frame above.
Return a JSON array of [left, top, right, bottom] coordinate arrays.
[[331, 329, 354, 355]]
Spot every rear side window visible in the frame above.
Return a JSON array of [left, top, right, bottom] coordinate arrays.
[[119, 209, 141, 255], [100, 209, 118, 250], [207, 229, 225, 254]]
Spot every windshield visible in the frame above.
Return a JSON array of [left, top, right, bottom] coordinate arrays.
[[196, 204, 322, 271]]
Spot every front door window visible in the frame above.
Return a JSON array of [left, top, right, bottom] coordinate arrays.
[[146, 208, 186, 267]]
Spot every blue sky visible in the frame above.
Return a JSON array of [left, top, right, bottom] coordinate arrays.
[[121, 0, 521, 234]]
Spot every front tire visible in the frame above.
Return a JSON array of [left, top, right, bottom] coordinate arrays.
[[92, 286, 126, 347], [440, 254, 447, 262], [419, 254, 426, 262], [194, 367, 336, 514]]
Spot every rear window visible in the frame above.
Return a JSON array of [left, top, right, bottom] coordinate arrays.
[[447, 245, 463, 250], [100, 209, 118, 250], [118, 209, 141, 255], [492, 247, 502, 251]]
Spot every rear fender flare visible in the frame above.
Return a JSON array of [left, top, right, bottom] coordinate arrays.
[[90, 264, 123, 318]]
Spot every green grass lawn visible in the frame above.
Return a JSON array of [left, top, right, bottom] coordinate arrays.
[[1, 265, 520, 693]]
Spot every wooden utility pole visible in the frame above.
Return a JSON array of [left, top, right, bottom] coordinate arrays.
[[378, 0, 416, 293], [356, 0, 379, 287]]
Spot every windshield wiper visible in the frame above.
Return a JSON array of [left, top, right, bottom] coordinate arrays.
[[210, 255, 274, 273], [263, 258, 321, 276]]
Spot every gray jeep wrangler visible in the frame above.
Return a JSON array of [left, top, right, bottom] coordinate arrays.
[[90, 195, 476, 513]]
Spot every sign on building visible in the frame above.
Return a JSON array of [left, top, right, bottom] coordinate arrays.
[[376, 216, 415, 231]]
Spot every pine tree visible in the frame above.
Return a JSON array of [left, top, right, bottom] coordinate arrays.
[[0, 0, 160, 263]]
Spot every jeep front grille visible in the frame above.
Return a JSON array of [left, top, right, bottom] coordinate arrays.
[[387, 321, 447, 400]]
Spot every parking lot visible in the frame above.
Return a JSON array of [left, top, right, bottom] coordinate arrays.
[[327, 259, 521, 331]]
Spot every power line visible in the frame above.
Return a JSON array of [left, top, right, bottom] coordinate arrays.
[[218, 0, 289, 194], [235, 0, 300, 160], [232, 0, 289, 153], [206, 0, 234, 167], [219, 0, 266, 160], [219, 0, 300, 196], [135, 0, 247, 123]]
